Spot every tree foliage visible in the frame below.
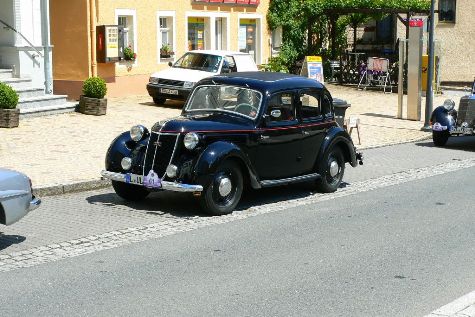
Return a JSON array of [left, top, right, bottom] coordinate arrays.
[[267, 0, 430, 70]]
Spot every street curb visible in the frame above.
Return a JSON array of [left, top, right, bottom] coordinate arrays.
[[33, 178, 111, 197], [31, 135, 433, 198]]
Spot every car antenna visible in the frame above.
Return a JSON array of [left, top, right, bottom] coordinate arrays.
[[212, 79, 216, 85]]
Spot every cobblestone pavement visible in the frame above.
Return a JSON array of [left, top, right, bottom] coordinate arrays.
[[0, 86, 463, 189]]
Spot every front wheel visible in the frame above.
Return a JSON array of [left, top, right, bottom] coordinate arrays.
[[432, 131, 449, 146], [200, 161, 243, 216], [112, 181, 149, 201], [316, 147, 345, 193], [153, 97, 166, 105]]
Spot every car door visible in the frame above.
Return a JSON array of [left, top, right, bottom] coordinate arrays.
[[255, 91, 304, 180], [298, 88, 331, 174]]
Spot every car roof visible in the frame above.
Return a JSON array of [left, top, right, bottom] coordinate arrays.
[[188, 50, 252, 57], [198, 71, 325, 94]]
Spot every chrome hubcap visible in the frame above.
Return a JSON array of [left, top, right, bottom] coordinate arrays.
[[218, 177, 232, 197], [329, 160, 339, 177]]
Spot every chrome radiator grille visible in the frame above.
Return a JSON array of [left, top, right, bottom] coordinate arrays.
[[143, 133, 180, 178]]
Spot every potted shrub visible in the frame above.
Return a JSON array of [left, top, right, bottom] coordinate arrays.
[[0, 82, 20, 128], [160, 44, 174, 58], [78, 76, 107, 115]]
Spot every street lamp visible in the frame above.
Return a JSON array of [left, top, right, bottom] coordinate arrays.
[[422, 0, 436, 131]]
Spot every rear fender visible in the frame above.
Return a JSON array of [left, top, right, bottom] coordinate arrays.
[[316, 126, 358, 168], [193, 141, 260, 189]]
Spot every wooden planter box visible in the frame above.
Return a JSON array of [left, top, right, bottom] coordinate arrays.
[[0, 108, 20, 128], [78, 95, 107, 115]]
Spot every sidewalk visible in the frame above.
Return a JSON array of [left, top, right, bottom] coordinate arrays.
[[0, 85, 461, 194]]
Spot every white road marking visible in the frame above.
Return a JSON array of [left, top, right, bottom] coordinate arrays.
[[424, 290, 475, 317]]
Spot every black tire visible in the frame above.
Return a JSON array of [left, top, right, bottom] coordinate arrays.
[[200, 161, 243, 216], [153, 97, 166, 105], [432, 131, 449, 146], [112, 181, 149, 201], [316, 146, 345, 193]]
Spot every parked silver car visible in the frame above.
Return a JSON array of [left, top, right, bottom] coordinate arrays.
[[0, 168, 41, 226]]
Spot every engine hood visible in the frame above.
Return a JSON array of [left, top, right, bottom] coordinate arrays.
[[153, 112, 255, 133], [150, 67, 217, 83]]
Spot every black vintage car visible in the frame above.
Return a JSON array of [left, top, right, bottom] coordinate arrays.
[[102, 72, 363, 215], [431, 89, 475, 146]]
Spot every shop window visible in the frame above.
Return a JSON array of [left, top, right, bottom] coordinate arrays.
[[188, 17, 208, 51], [239, 19, 258, 62], [439, 0, 456, 23], [271, 26, 282, 56], [158, 14, 175, 62], [116, 9, 137, 62]]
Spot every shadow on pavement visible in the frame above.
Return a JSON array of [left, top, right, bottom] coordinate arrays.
[[415, 136, 475, 153], [0, 234, 26, 251], [86, 181, 350, 217]]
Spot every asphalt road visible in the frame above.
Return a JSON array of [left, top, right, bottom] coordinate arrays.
[[0, 138, 474, 316]]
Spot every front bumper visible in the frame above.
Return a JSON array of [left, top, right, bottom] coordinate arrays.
[[28, 197, 41, 211], [101, 170, 203, 193], [146, 83, 191, 100]]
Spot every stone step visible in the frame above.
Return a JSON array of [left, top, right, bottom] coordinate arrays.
[[18, 94, 69, 110], [0, 69, 13, 80], [0, 77, 32, 90], [16, 87, 45, 99], [19, 102, 77, 118]]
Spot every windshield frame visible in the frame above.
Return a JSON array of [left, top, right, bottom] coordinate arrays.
[[172, 52, 223, 73], [184, 84, 263, 121]]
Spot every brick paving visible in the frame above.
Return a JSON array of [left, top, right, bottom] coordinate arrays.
[[0, 85, 462, 189]]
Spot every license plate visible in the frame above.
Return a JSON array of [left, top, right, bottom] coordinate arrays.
[[124, 173, 143, 185], [160, 88, 178, 95]]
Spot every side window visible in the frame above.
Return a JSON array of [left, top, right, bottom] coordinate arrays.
[[224, 56, 237, 72], [266, 92, 296, 124], [321, 93, 332, 116], [300, 90, 321, 121]]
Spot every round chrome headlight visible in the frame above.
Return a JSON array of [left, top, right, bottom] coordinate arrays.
[[130, 125, 145, 142], [121, 157, 132, 171], [184, 132, 199, 150], [443, 99, 455, 111], [166, 164, 178, 178]]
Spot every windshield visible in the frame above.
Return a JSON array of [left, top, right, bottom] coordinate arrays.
[[185, 85, 262, 119], [173, 53, 223, 73]]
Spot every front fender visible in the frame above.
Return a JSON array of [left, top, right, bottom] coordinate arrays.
[[431, 106, 455, 130], [316, 126, 358, 168], [193, 141, 260, 188], [105, 131, 149, 172]]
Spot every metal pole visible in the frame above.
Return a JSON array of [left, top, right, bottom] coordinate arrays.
[[40, 0, 52, 94], [422, 0, 436, 130], [397, 39, 406, 119]]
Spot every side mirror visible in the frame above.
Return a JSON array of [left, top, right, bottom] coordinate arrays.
[[168, 61, 173, 67]]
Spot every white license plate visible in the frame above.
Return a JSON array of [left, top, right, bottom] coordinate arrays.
[[124, 173, 143, 185], [160, 88, 178, 95]]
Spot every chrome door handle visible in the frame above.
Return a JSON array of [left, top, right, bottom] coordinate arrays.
[[302, 130, 310, 135], [259, 135, 270, 140]]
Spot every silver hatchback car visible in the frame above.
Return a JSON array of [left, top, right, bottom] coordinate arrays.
[[0, 168, 41, 226]]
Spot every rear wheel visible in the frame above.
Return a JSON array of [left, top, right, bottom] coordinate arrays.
[[432, 131, 449, 146], [153, 97, 166, 105], [316, 146, 345, 193], [112, 181, 149, 201], [200, 161, 243, 216]]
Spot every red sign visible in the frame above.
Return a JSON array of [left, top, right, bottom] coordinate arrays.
[[409, 18, 423, 27], [249, 0, 260, 4], [209, 0, 223, 2], [223, 0, 237, 2], [236, 0, 250, 4]]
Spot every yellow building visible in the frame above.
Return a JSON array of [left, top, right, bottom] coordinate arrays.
[[50, 0, 273, 99]]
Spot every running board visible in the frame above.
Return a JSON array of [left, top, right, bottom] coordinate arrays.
[[260, 173, 321, 187]]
